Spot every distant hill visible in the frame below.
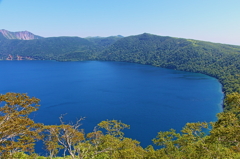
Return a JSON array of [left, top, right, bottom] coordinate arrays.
[[86, 35, 124, 47], [100, 33, 240, 67], [0, 29, 43, 40], [0, 31, 123, 61], [57, 36, 123, 61], [0, 36, 97, 60]]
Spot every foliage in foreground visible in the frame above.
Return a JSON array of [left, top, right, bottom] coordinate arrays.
[[1, 92, 240, 158]]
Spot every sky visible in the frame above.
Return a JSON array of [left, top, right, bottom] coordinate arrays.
[[0, 0, 240, 45]]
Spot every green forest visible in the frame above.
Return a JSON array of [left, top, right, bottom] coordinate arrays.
[[1, 33, 240, 158]]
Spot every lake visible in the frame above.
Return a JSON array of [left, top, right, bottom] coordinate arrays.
[[0, 60, 223, 149]]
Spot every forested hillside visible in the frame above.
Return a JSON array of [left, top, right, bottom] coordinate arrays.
[[58, 35, 123, 61], [0, 36, 98, 60], [0, 34, 124, 61]]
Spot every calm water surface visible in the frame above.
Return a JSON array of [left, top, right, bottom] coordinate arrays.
[[0, 60, 223, 148]]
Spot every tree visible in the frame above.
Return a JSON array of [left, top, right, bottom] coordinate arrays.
[[98, 120, 130, 139], [0, 92, 42, 157], [42, 125, 63, 159], [43, 115, 85, 159], [75, 120, 145, 159]]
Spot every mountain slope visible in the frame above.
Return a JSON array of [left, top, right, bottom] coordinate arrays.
[[0, 30, 123, 61], [86, 35, 124, 48], [0, 36, 98, 60], [0, 29, 43, 40]]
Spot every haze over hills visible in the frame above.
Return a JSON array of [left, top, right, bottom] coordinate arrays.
[[1, 29, 240, 94]]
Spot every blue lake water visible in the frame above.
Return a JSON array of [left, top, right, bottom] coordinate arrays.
[[0, 60, 223, 149]]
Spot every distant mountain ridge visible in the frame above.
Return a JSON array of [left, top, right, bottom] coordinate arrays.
[[0, 29, 43, 40]]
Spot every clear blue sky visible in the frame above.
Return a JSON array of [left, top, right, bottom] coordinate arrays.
[[0, 0, 239, 45]]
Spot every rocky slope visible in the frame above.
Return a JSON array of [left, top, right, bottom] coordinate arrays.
[[0, 29, 43, 40]]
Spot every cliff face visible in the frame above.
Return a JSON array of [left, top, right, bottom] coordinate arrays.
[[0, 29, 43, 40]]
